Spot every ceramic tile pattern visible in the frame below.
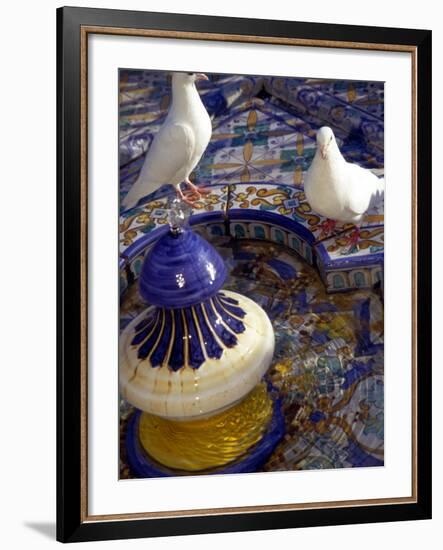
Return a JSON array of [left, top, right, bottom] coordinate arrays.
[[119, 70, 384, 476]]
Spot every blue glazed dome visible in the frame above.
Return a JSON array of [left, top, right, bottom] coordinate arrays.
[[139, 228, 227, 308]]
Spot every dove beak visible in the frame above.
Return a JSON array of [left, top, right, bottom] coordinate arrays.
[[196, 73, 209, 81], [320, 145, 328, 159]]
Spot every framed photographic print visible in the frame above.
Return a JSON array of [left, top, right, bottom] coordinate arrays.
[[57, 6, 432, 543]]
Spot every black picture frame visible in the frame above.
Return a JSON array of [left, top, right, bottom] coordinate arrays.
[[57, 5, 432, 543]]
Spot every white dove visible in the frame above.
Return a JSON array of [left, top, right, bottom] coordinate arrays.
[[122, 72, 212, 210], [304, 126, 384, 245]]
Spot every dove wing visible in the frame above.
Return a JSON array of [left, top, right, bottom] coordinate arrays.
[[343, 163, 376, 216], [141, 122, 196, 185]]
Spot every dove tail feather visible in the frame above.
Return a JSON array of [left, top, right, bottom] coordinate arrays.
[[121, 172, 159, 210], [121, 186, 139, 210], [370, 176, 384, 209]]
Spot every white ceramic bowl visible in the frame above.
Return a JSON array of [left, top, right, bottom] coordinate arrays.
[[119, 290, 275, 419]]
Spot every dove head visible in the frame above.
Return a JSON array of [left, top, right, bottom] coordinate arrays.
[[316, 126, 336, 160], [172, 72, 209, 87]]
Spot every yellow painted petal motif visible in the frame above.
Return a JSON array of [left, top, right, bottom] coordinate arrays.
[[253, 158, 289, 167], [243, 140, 254, 163], [122, 86, 153, 96], [363, 214, 384, 224], [296, 133, 304, 156], [294, 165, 303, 186], [210, 132, 241, 141], [347, 82, 357, 103], [247, 109, 258, 131], [241, 165, 251, 183], [295, 205, 321, 226], [207, 162, 243, 170], [256, 188, 288, 198], [249, 187, 286, 208], [125, 112, 158, 122]]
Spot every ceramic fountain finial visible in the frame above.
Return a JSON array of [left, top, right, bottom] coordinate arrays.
[[167, 196, 191, 235], [119, 213, 282, 474]]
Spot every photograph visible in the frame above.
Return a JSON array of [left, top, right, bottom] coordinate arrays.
[[55, 6, 431, 542], [118, 69, 385, 478]]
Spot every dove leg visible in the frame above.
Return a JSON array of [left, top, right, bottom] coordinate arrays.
[[319, 218, 337, 238], [185, 177, 210, 196], [345, 225, 361, 254], [176, 183, 199, 206]]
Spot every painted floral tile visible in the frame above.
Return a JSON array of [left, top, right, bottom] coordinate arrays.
[[316, 225, 384, 263], [196, 99, 323, 188], [264, 77, 384, 166], [119, 184, 229, 257], [227, 182, 347, 243]]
